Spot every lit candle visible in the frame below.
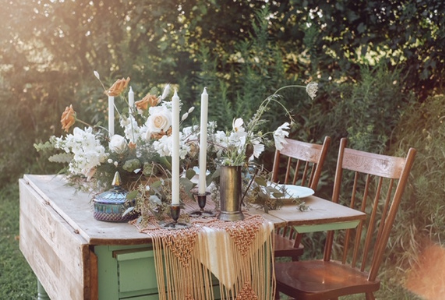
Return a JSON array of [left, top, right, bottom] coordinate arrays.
[[128, 86, 134, 113], [198, 88, 208, 194], [108, 95, 114, 137], [171, 90, 180, 205]]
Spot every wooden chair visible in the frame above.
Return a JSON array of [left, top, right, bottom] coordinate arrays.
[[272, 136, 331, 260], [274, 138, 416, 299]]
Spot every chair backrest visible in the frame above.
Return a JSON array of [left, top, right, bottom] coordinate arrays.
[[271, 136, 331, 190], [324, 138, 416, 281]]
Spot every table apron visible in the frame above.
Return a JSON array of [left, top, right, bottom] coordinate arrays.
[[293, 220, 360, 233]]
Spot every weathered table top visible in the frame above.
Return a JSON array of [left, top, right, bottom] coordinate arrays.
[[21, 174, 366, 245]]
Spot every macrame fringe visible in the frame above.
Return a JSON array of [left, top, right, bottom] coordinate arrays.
[[148, 216, 275, 300]]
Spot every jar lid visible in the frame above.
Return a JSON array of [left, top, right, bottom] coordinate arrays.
[[93, 172, 128, 204]]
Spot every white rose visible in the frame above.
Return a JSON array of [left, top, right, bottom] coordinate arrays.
[[146, 106, 172, 133], [109, 134, 127, 154]]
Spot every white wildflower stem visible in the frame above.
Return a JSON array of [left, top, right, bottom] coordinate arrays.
[[93, 71, 108, 94], [272, 84, 306, 96], [75, 118, 93, 128], [75, 118, 108, 133]]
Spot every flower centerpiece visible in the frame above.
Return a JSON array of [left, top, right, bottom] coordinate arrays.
[[35, 72, 201, 220], [35, 72, 318, 221], [202, 83, 319, 213]]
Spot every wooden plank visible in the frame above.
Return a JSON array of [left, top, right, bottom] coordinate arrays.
[[19, 179, 91, 300], [245, 207, 287, 228], [23, 174, 152, 245], [279, 139, 323, 163], [343, 148, 406, 178], [267, 195, 366, 227]]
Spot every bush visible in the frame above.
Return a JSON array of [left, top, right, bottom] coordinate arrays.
[[388, 94, 445, 265]]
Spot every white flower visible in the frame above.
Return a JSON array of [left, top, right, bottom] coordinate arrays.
[[120, 116, 143, 143], [188, 107, 195, 114], [55, 127, 108, 177], [306, 82, 318, 100], [179, 142, 191, 159], [153, 133, 190, 159], [109, 134, 127, 154], [228, 129, 247, 149], [107, 159, 113, 164], [273, 122, 290, 151], [153, 135, 172, 157], [181, 112, 189, 121], [182, 125, 199, 137], [232, 118, 245, 132], [146, 104, 172, 134], [252, 142, 265, 159], [182, 126, 199, 146], [161, 84, 170, 100], [212, 130, 229, 157], [93, 71, 100, 80]]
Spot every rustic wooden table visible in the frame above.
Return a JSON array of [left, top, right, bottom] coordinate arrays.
[[19, 174, 366, 300]]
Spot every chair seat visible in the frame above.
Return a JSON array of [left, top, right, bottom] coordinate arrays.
[[275, 260, 380, 299], [274, 233, 304, 259]]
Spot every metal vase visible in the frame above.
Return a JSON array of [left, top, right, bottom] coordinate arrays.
[[218, 165, 245, 221]]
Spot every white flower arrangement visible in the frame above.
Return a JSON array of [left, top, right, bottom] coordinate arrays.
[[207, 84, 318, 167], [37, 73, 199, 194], [51, 127, 108, 180], [35, 73, 318, 217]]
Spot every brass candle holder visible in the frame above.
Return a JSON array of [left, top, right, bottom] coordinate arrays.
[[189, 192, 216, 218], [160, 205, 191, 229]]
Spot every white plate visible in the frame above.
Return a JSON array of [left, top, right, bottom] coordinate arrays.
[[280, 184, 314, 199], [266, 183, 314, 199]]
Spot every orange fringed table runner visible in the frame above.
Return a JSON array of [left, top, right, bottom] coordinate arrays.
[[132, 214, 275, 300]]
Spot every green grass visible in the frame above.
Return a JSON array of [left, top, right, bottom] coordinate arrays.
[[0, 183, 36, 299]]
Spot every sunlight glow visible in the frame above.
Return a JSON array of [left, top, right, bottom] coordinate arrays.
[[405, 243, 445, 299]]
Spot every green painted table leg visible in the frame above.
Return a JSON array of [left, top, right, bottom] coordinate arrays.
[[37, 279, 50, 300]]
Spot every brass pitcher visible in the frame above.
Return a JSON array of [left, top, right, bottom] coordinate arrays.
[[218, 165, 245, 221]]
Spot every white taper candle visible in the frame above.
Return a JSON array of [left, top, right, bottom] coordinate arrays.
[[198, 88, 208, 194], [108, 96, 114, 137], [128, 86, 134, 112], [171, 90, 180, 205]]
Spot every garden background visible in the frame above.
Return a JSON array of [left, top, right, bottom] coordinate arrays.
[[1, 0, 444, 298]]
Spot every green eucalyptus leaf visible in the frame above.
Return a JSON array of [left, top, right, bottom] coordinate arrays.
[[126, 190, 139, 200], [254, 176, 268, 186], [180, 177, 196, 200], [150, 180, 163, 189], [272, 192, 285, 199], [185, 169, 196, 180], [211, 168, 220, 180]]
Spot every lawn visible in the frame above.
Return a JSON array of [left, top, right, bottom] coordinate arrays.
[[0, 183, 36, 299]]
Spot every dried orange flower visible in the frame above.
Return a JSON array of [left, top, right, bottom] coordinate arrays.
[[60, 104, 76, 132], [106, 77, 130, 97], [150, 127, 172, 140], [135, 93, 160, 111], [128, 142, 137, 150]]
